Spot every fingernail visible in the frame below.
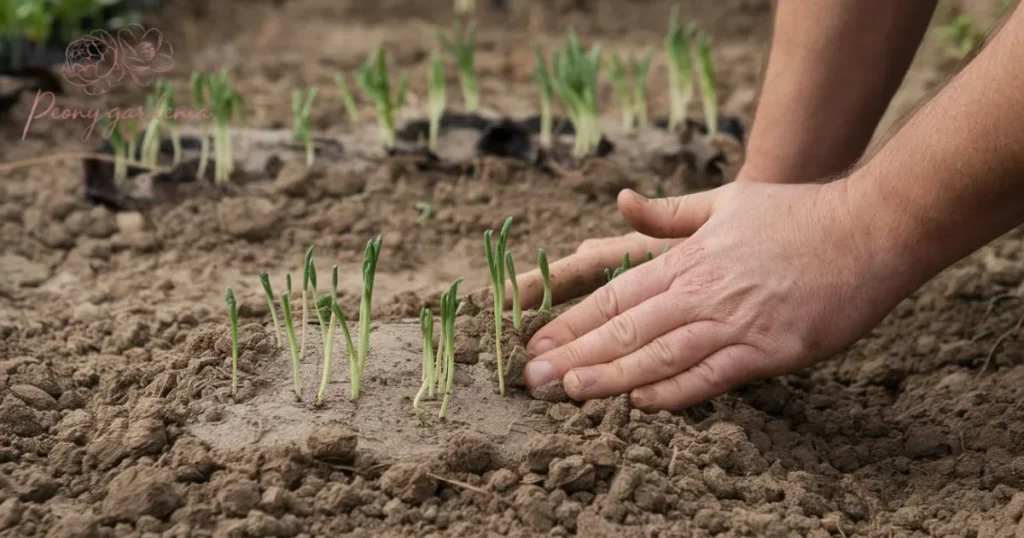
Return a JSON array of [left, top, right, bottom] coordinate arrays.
[[525, 360, 556, 387], [528, 337, 555, 356], [630, 388, 652, 408], [626, 188, 650, 203], [567, 369, 597, 393]]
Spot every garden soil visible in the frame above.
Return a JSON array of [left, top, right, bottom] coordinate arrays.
[[2, 1, 1023, 537]]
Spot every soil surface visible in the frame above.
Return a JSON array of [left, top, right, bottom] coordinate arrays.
[[2, 1, 1023, 537]]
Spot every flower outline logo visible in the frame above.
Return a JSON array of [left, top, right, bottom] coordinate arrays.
[[61, 25, 174, 95]]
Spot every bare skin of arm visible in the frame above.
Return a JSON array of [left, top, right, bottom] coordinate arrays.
[[516, 2, 1024, 409], [511, 0, 939, 309]]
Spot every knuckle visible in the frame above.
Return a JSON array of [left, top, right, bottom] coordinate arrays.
[[646, 336, 677, 372], [593, 285, 620, 320], [608, 315, 639, 349], [691, 360, 728, 393], [562, 343, 588, 370]]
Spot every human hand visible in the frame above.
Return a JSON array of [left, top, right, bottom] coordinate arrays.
[[521, 179, 922, 410]]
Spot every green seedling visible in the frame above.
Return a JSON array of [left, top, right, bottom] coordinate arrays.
[[416, 200, 434, 222], [314, 295, 336, 407], [608, 52, 633, 130], [427, 50, 447, 151], [313, 265, 342, 406], [327, 300, 358, 404], [224, 287, 239, 396], [438, 279, 464, 419], [538, 249, 552, 315], [351, 236, 383, 400], [631, 50, 654, 128], [938, 14, 986, 59], [103, 118, 130, 187], [259, 272, 283, 349], [354, 46, 408, 149], [413, 306, 435, 410], [299, 246, 315, 364], [666, 5, 696, 132], [141, 79, 180, 167], [437, 21, 478, 112], [505, 252, 521, 330], [604, 253, 633, 283], [552, 30, 603, 158], [280, 291, 302, 400], [292, 87, 319, 167], [694, 33, 717, 135], [190, 72, 212, 181], [334, 73, 361, 124], [531, 46, 555, 148], [196, 71, 247, 184], [484, 217, 513, 395]]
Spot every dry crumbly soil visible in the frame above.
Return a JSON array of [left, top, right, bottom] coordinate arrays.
[[2, 1, 1024, 537]]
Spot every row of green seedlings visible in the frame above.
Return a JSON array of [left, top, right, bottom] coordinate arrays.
[[102, 71, 245, 187], [603, 245, 670, 283], [411, 218, 557, 418], [223, 239, 383, 405], [104, 7, 719, 184], [0, 0, 126, 68], [330, 21, 478, 154], [304, 8, 720, 162]]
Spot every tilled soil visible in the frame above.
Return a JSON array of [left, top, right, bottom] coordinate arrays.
[[2, 1, 1023, 537]]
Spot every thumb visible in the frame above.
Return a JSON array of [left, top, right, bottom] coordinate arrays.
[[618, 188, 720, 238]]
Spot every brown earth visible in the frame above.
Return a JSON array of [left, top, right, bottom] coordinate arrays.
[[2, 0, 1024, 537]]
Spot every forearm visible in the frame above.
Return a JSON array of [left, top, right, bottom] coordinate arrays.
[[854, 4, 1024, 291], [738, 0, 937, 184]]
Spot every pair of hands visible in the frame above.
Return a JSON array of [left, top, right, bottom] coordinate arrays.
[[510, 179, 913, 411]]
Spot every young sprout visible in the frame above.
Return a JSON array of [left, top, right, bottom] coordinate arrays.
[[199, 71, 247, 184], [531, 47, 555, 148], [608, 52, 633, 130], [103, 118, 130, 187], [299, 246, 315, 364], [328, 300, 358, 403], [259, 272, 283, 349], [552, 30, 603, 158], [484, 217, 513, 395], [631, 50, 655, 128], [224, 287, 239, 397], [334, 73, 361, 124], [538, 249, 552, 315], [350, 236, 383, 400], [604, 253, 633, 282], [437, 21, 479, 112], [416, 200, 434, 222], [140, 79, 178, 167], [292, 87, 319, 166], [354, 46, 408, 149], [279, 291, 302, 400], [190, 72, 212, 181], [314, 295, 336, 407], [505, 252, 521, 330], [665, 6, 696, 133], [438, 279, 464, 419], [413, 306, 435, 410], [693, 32, 718, 135], [427, 50, 447, 151]]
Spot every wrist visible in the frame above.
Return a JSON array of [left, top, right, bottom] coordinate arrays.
[[842, 166, 947, 297]]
